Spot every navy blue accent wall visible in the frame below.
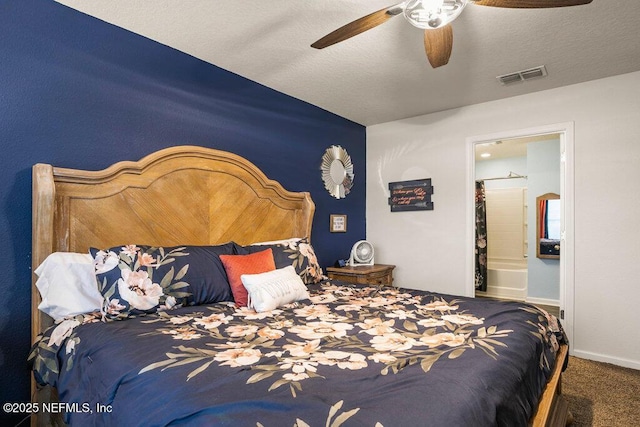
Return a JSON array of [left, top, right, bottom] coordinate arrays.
[[0, 0, 365, 421]]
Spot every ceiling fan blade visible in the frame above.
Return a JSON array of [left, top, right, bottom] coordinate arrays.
[[311, 3, 404, 49], [472, 0, 592, 8], [424, 25, 453, 68]]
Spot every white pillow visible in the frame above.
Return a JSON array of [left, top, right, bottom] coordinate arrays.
[[35, 252, 103, 320], [241, 266, 310, 312]]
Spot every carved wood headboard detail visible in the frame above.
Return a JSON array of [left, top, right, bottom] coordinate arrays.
[[31, 145, 315, 341]]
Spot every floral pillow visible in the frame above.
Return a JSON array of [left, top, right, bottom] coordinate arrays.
[[237, 237, 324, 284], [90, 244, 236, 320]]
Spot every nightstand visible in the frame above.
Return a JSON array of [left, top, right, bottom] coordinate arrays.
[[326, 264, 396, 287]]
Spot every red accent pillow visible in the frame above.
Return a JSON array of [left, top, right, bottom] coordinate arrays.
[[219, 248, 276, 307]]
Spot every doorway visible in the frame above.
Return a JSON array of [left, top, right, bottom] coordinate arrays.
[[466, 123, 575, 346]]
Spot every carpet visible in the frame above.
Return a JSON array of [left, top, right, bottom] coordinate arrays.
[[563, 356, 640, 426]]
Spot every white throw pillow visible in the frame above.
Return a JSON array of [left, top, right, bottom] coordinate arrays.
[[35, 252, 103, 320], [241, 265, 310, 312]]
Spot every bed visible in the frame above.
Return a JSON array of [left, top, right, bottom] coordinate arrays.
[[29, 145, 569, 426]]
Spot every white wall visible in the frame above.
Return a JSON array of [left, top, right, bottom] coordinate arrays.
[[367, 71, 640, 369], [475, 156, 527, 190], [526, 140, 561, 302]]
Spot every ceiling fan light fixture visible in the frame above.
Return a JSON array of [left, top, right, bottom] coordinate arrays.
[[403, 0, 469, 30]]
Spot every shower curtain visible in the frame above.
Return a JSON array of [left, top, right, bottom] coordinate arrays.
[[475, 181, 488, 292]]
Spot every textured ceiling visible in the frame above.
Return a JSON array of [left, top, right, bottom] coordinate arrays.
[[55, 0, 640, 126]]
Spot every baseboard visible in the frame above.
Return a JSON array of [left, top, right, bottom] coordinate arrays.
[[571, 349, 640, 370], [525, 296, 559, 307]]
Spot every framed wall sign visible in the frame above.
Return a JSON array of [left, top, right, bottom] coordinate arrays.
[[388, 179, 434, 212], [330, 214, 347, 232]]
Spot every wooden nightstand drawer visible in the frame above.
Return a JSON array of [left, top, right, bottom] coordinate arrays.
[[326, 264, 395, 287], [327, 271, 362, 284], [367, 270, 393, 286]]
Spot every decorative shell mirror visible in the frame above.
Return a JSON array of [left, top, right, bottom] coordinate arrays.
[[321, 145, 354, 199]]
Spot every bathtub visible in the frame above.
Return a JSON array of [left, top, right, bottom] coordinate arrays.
[[478, 260, 527, 301]]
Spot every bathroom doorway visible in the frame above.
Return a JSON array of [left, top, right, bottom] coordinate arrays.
[[466, 123, 575, 344], [474, 134, 560, 311]]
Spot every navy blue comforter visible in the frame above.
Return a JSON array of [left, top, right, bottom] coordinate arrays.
[[31, 282, 565, 426]]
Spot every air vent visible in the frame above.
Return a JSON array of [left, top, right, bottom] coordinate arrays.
[[497, 65, 548, 85]]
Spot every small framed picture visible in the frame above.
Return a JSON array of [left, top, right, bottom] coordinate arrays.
[[330, 214, 347, 233]]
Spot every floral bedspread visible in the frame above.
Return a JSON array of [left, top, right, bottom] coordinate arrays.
[[30, 282, 565, 427]]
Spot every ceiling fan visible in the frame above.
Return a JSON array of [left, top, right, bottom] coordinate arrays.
[[311, 0, 593, 68]]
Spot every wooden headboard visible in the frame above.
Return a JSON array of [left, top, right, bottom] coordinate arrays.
[[31, 145, 315, 341]]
